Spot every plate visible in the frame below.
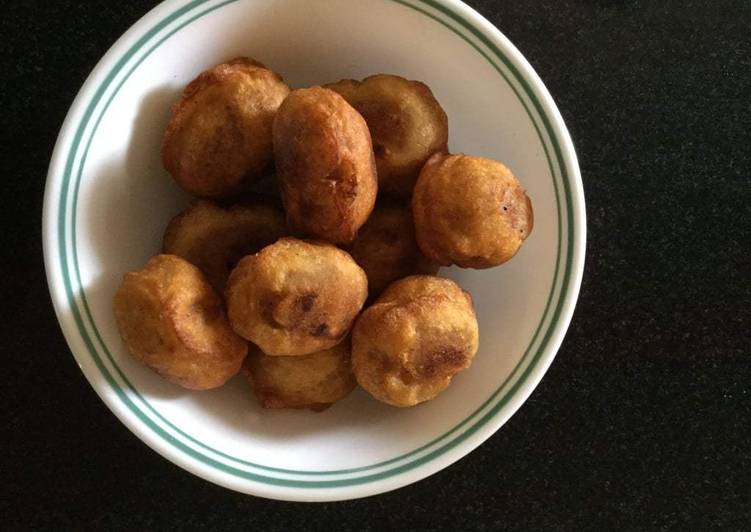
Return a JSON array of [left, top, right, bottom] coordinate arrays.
[[43, 0, 585, 501]]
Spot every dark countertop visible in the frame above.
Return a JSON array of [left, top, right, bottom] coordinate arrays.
[[3, 0, 749, 529]]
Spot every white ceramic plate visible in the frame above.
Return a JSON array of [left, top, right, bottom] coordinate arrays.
[[43, 0, 585, 501]]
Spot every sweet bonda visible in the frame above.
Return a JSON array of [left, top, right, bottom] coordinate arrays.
[[273, 87, 377, 244], [326, 74, 448, 199], [351, 275, 479, 407], [347, 203, 438, 298], [113, 255, 247, 390], [162, 57, 290, 198], [225, 238, 368, 356], [244, 341, 356, 411], [412, 153, 533, 268], [162, 199, 287, 293]]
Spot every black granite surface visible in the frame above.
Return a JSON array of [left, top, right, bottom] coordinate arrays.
[[2, 0, 750, 529]]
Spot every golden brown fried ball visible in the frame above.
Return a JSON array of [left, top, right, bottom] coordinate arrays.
[[412, 154, 534, 268], [273, 87, 377, 244], [162, 57, 290, 198], [113, 255, 248, 390], [351, 275, 479, 407], [162, 199, 287, 293], [226, 238, 368, 356], [347, 204, 439, 298], [244, 341, 356, 411], [326, 74, 448, 199]]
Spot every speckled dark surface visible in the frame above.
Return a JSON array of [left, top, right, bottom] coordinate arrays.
[[2, 0, 750, 529]]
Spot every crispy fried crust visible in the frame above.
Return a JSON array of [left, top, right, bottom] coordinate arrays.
[[225, 237, 368, 356], [412, 154, 534, 268], [162, 199, 287, 293], [273, 87, 377, 244], [112, 255, 248, 390], [326, 74, 448, 199], [162, 57, 290, 198], [347, 203, 439, 298], [243, 340, 356, 411], [351, 275, 479, 407]]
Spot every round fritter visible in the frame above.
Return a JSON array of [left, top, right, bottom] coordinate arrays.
[[347, 204, 439, 298], [273, 87, 377, 244], [244, 341, 356, 411], [162, 199, 287, 293], [325, 74, 448, 199], [351, 275, 478, 407], [412, 154, 534, 269], [113, 255, 248, 390], [225, 238, 368, 356], [162, 57, 290, 198]]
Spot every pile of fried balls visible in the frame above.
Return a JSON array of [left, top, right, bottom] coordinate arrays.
[[113, 57, 533, 410]]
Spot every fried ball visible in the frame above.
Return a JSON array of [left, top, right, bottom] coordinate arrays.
[[162, 57, 290, 198], [412, 154, 534, 268], [326, 74, 448, 198], [352, 275, 478, 407], [347, 204, 439, 298], [244, 341, 356, 411], [273, 87, 377, 244], [113, 255, 248, 390], [162, 199, 287, 293], [226, 238, 368, 356]]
